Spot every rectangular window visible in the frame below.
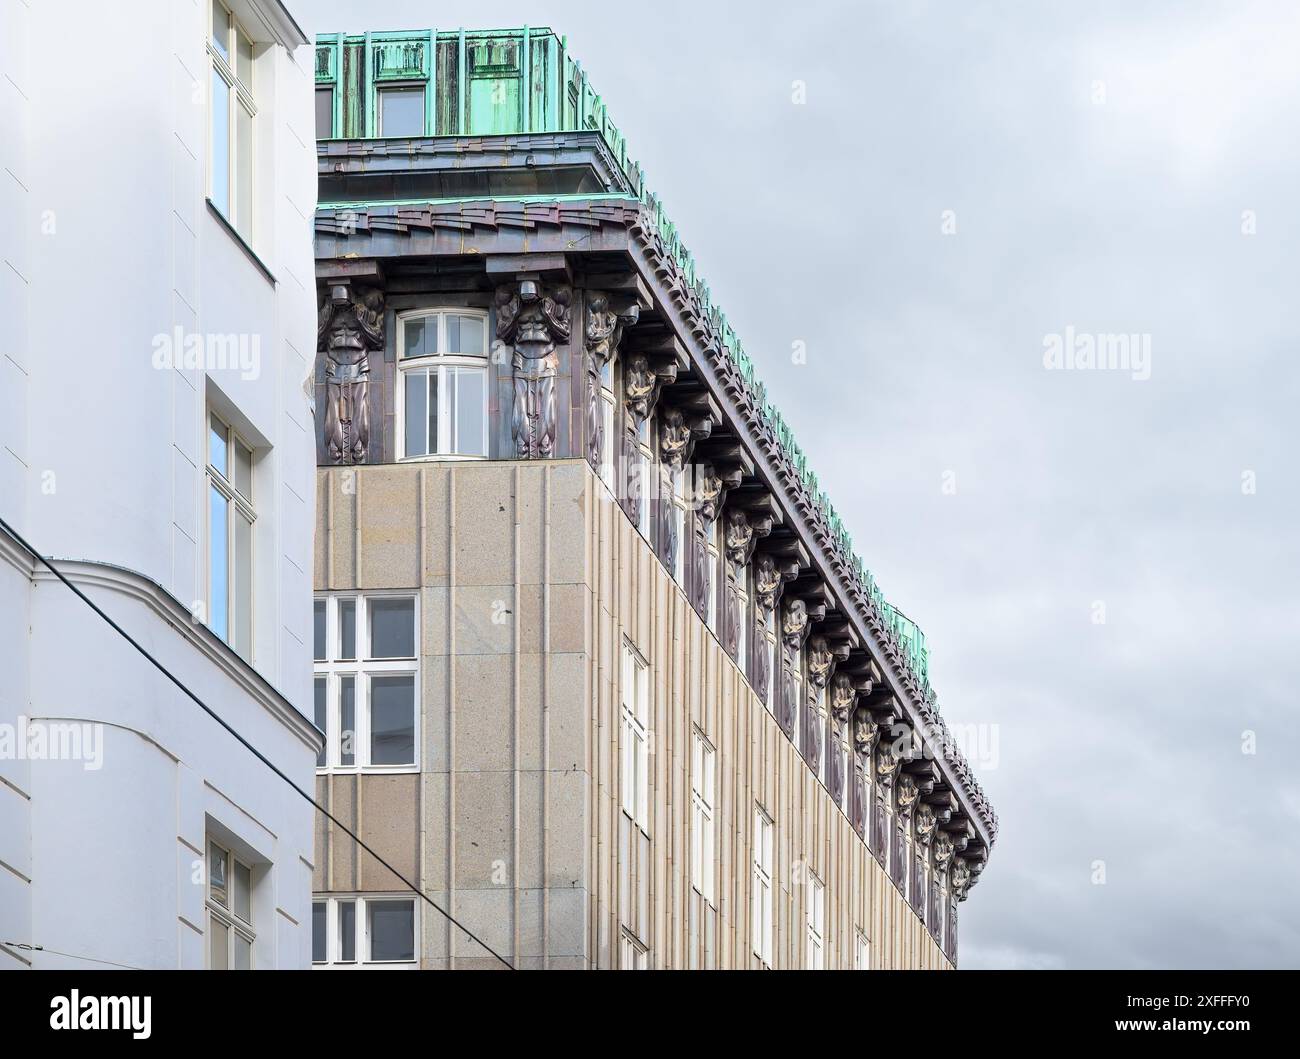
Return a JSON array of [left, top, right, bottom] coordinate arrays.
[[636, 418, 652, 538], [206, 412, 254, 661], [208, 1, 256, 239], [855, 929, 871, 970], [599, 360, 616, 492], [398, 311, 489, 459], [690, 730, 715, 905], [315, 86, 334, 139], [207, 838, 254, 970], [670, 468, 686, 584], [752, 808, 773, 967], [619, 930, 648, 970], [314, 595, 419, 770], [312, 895, 417, 967], [621, 642, 650, 832], [378, 85, 426, 136], [705, 516, 720, 633], [806, 874, 825, 970]]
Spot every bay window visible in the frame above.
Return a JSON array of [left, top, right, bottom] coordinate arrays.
[[398, 310, 489, 459]]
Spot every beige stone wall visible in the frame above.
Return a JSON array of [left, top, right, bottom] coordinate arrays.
[[314, 458, 949, 970]]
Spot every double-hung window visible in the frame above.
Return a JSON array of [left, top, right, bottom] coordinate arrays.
[[398, 310, 489, 459], [313, 595, 418, 771], [690, 730, 716, 905], [752, 808, 773, 967], [312, 895, 417, 966], [208, 1, 256, 239], [621, 642, 650, 832], [806, 873, 826, 969], [207, 411, 254, 660], [207, 838, 254, 969]]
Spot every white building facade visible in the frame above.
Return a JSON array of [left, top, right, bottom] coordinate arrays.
[[0, 0, 321, 969]]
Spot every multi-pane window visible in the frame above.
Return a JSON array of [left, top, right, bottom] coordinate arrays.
[[312, 895, 417, 966], [377, 84, 426, 136], [398, 310, 489, 459], [621, 642, 650, 831], [855, 929, 871, 970], [314, 595, 418, 770], [806, 873, 825, 970], [752, 808, 773, 967], [315, 86, 334, 139], [207, 838, 254, 970], [690, 730, 716, 904], [207, 411, 254, 661], [619, 930, 649, 970], [208, 1, 256, 239]]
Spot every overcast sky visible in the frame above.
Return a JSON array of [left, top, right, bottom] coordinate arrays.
[[302, 0, 1300, 969]]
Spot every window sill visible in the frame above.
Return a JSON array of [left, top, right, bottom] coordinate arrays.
[[206, 199, 277, 287], [396, 453, 489, 464], [316, 766, 420, 776]]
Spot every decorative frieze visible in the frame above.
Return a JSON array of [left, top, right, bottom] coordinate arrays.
[[496, 280, 572, 460], [319, 283, 385, 465]]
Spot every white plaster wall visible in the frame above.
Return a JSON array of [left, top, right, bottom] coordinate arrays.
[[0, 0, 320, 969]]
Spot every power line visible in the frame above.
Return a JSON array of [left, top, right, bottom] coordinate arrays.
[[0, 514, 514, 970], [3, 942, 142, 970]]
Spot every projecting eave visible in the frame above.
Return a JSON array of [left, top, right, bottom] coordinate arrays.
[[313, 189, 997, 881]]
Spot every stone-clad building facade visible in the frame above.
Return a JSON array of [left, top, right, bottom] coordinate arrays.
[[309, 26, 996, 970]]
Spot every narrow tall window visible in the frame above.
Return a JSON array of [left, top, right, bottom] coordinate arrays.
[[314, 595, 418, 770], [398, 310, 489, 459], [855, 929, 871, 970], [315, 86, 335, 139], [599, 358, 617, 492], [670, 467, 687, 584], [690, 730, 716, 904], [207, 838, 254, 969], [636, 417, 653, 538], [752, 808, 773, 967], [207, 412, 254, 661], [806, 873, 825, 970], [619, 930, 649, 970], [209, 1, 256, 239], [311, 895, 417, 966], [705, 516, 720, 633], [621, 642, 650, 831]]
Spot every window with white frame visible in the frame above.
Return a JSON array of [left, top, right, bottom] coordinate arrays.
[[599, 358, 617, 492], [670, 466, 686, 584], [208, 0, 257, 239], [398, 310, 489, 459], [762, 603, 777, 713], [792, 648, 805, 753], [312, 895, 417, 966], [705, 515, 720, 633], [207, 411, 254, 661], [735, 563, 750, 666], [814, 683, 828, 782], [806, 873, 825, 970], [636, 417, 653, 538], [752, 808, 773, 967], [314, 595, 418, 770], [207, 838, 254, 969], [621, 642, 650, 831], [855, 929, 871, 970], [690, 730, 716, 904], [619, 929, 649, 970]]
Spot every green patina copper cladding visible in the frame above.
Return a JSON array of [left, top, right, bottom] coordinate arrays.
[[316, 26, 933, 688]]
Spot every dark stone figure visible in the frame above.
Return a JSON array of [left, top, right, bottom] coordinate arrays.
[[583, 292, 637, 469], [496, 281, 571, 460], [319, 283, 384, 465]]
